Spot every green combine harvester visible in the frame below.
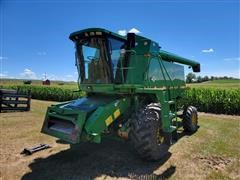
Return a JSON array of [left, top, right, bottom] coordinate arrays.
[[41, 28, 200, 160]]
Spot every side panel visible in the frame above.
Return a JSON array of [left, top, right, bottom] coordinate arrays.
[[84, 97, 131, 142], [125, 37, 153, 84]]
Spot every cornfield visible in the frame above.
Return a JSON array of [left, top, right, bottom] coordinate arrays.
[[184, 88, 240, 115], [0, 85, 84, 102]]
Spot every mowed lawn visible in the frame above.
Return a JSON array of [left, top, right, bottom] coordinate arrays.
[[187, 79, 240, 89], [0, 100, 239, 180]]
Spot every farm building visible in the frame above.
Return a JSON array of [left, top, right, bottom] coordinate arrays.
[[42, 79, 50, 85]]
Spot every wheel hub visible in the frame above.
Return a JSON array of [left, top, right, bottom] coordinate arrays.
[[191, 113, 197, 125]]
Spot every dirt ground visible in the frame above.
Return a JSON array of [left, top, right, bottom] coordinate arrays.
[[0, 100, 239, 180]]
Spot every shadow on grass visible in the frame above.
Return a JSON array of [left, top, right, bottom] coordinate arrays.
[[22, 138, 173, 179]]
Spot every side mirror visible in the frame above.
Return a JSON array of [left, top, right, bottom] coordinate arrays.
[[127, 33, 135, 49], [193, 64, 200, 72]]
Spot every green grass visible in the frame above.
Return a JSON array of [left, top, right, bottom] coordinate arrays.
[[194, 115, 239, 157], [168, 113, 240, 179], [187, 79, 240, 89]]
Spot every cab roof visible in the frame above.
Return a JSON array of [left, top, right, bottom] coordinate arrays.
[[69, 28, 127, 41]]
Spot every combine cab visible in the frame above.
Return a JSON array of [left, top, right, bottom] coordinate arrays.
[[41, 28, 200, 160]]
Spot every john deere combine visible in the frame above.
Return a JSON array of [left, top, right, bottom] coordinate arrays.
[[41, 28, 200, 160]]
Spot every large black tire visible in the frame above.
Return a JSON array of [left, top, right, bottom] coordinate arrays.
[[129, 103, 170, 161], [183, 106, 198, 133]]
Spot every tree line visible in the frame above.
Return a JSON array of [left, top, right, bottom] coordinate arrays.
[[186, 73, 238, 83]]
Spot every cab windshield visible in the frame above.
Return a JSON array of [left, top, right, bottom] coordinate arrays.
[[76, 36, 125, 84]]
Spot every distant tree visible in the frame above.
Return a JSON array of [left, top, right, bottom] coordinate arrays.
[[197, 76, 202, 82], [23, 80, 32, 85], [202, 76, 209, 82], [186, 73, 196, 83]]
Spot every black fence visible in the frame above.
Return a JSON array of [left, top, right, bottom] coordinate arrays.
[[0, 89, 31, 112]]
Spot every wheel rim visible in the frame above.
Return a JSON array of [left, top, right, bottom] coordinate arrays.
[[191, 113, 197, 125]]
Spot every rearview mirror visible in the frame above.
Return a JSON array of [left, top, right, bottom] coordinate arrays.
[[193, 64, 200, 72], [127, 33, 135, 49]]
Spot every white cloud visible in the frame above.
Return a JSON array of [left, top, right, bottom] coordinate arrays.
[[128, 28, 141, 34], [0, 73, 7, 77], [0, 72, 15, 79], [64, 74, 78, 82], [202, 48, 214, 53], [0, 56, 8, 60], [37, 51, 47, 56], [211, 71, 240, 79], [48, 75, 57, 80], [223, 57, 240, 62], [118, 30, 127, 36], [66, 74, 73, 78], [117, 28, 141, 36], [20, 68, 37, 79]]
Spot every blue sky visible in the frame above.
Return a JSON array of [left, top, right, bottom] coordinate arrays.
[[0, 0, 239, 81]]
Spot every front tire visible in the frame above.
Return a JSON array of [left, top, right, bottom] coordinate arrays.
[[129, 103, 170, 161], [183, 106, 198, 133]]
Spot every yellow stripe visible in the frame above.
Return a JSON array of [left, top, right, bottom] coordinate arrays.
[[105, 116, 113, 126], [114, 109, 120, 119], [105, 109, 121, 126]]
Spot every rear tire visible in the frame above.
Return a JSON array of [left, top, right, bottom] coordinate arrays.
[[129, 103, 170, 161], [183, 106, 198, 133]]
